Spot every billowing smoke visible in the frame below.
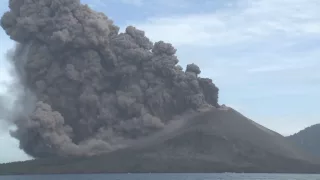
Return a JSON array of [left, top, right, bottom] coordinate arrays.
[[0, 0, 219, 158]]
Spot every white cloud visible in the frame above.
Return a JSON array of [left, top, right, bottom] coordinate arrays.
[[247, 63, 311, 73], [125, 0, 320, 81], [129, 0, 320, 47], [120, 0, 193, 8], [85, 0, 144, 7], [120, 0, 144, 6]]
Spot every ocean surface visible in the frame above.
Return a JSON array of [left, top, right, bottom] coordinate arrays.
[[1, 173, 320, 180]]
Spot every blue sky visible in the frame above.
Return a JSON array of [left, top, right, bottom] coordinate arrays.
[[0, 0, 320, 163]]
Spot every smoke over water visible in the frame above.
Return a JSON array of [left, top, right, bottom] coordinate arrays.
[[0, 0, 219, 158]]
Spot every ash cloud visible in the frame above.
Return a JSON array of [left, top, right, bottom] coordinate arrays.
[[0, 0, 219, 158]]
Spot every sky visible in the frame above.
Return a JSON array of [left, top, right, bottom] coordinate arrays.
[[0, 0, 319, 163]]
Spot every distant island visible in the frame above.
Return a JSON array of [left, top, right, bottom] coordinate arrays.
[[287, 124, 320, 158], [1, 0, 320, 175]]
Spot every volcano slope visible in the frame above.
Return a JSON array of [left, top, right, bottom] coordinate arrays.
[[1, 107, 320, 174]]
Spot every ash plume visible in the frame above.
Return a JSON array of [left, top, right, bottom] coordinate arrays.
[[0, 0, 219, 158]]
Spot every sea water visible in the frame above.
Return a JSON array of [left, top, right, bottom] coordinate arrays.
[[1, 173, 320, 180]]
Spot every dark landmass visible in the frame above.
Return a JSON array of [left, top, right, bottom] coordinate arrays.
[[287, 124, 320, 158], [1, 108, 320, 175]]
